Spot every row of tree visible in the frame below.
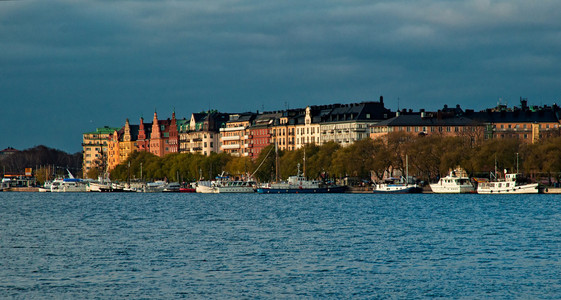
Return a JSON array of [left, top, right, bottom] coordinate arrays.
[[106, 133, 561, 185], [0, 145, 82, 183]]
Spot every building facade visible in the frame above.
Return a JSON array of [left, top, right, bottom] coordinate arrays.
[[219, 113, 255, 157], [107, 119, 140, 171], [319, 99, 392, 146], [179, 111, 228, 156], [82, 126, 120, 178]]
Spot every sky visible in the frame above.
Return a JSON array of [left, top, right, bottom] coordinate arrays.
[[1, 0, 561, 153]]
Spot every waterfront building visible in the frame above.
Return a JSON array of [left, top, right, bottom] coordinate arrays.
[[219, 113, 256, 156], [370, 105, 485, 143], [319, 97, 392, 146], [82, 126, 120, 178], [270, 109, 301, 152], [467, 100, 561, 143], [149, 111, 179, 157], [107, 119, 140, 171], [136, 117, 152, 153], [248, 112, 281, 158], [179, 111, 228, 156], [294, 106, 321, 149]]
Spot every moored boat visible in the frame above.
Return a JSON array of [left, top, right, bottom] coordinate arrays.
[[373, 177, 422, 194], [144, 181, 167, 193], [372, 155, 422, 194], [163, 182, 181, 192], [430, 168, 475, 194], [215, 180, 257, 193], [477, 172, 541, 194], [257, 165, 346, 194]]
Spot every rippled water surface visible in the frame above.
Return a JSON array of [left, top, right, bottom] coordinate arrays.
[[1, 193, 561, 298]]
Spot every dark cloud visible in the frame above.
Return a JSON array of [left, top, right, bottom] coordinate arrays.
[[1, 0, 561, 152]]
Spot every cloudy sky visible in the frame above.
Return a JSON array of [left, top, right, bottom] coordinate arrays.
[[2, 0, 561, 153]]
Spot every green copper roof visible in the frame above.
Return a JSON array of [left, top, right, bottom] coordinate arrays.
[[84, 126, 121, 135]]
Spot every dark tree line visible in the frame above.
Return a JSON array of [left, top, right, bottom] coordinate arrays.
[[0, 145, 82, 177]]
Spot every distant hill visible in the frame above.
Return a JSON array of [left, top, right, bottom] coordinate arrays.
[[0, 145, 82, 176]]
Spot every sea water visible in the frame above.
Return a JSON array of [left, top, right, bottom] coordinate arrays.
[[1, 193, 560, 298]]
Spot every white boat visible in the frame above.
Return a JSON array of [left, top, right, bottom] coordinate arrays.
[[0, 178, 10, 191], [38, 181, 52, 192], [195, 180, 217, 193], [50, 170, 87, 192], [50, 178, 88, 192], [430, 168, 475, 194], [87, 181, 111, 192], [477, 172, 541, 194], [163, 182, 181, 192], [144, 181, 167, 193], [215, 180, 256, 193], [373, 177, 422, 194], [372, 155, 422, 194]]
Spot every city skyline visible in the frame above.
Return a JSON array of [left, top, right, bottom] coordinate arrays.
[[2, 0, 561, 153]]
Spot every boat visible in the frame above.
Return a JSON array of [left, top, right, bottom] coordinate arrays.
[[477, 171, 541, 194], [50, 170, 87, 192], [38, 181, 52, 192], [430, 168, 475, 194], [195, 180, 217, 193], [50, 178, 88, 192], [87, 181, 111, 192], [257, 164, 346, 194], [214, 180, 256, 193], [180, 186, 196, 193], [372, 155, 422, 194], [372, 177, 422, 194], [144, 181, 167, 193], [163, 182, 181, 192], [1, 178, 12, 191]]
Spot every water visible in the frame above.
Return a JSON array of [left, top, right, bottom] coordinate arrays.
[[1, 193, 561, 298]]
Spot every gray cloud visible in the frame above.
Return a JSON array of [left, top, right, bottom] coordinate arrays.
[[1, 0, 561, 152]]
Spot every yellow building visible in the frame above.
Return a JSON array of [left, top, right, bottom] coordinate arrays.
[[219, 113, 255, 157], [107, 119, 140, 171], [82, 126, 120, 178]]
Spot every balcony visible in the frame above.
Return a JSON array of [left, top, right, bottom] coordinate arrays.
[[220, 126, 246, 132], [221, 136, 241, 141], [222, 144, 241, 150]]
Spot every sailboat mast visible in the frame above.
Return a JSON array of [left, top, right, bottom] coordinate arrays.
[[303, 146, 306, 177], [406, 155, 409, 184], [275, 138, 279, 182]]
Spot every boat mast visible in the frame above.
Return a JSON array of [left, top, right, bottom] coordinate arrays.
[[406, 154, 409, 184], [275, 137, 279, 182], [303, 146, 306, 178]]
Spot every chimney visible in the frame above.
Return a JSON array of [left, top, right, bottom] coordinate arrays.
[[379, 95, 384, 104]]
